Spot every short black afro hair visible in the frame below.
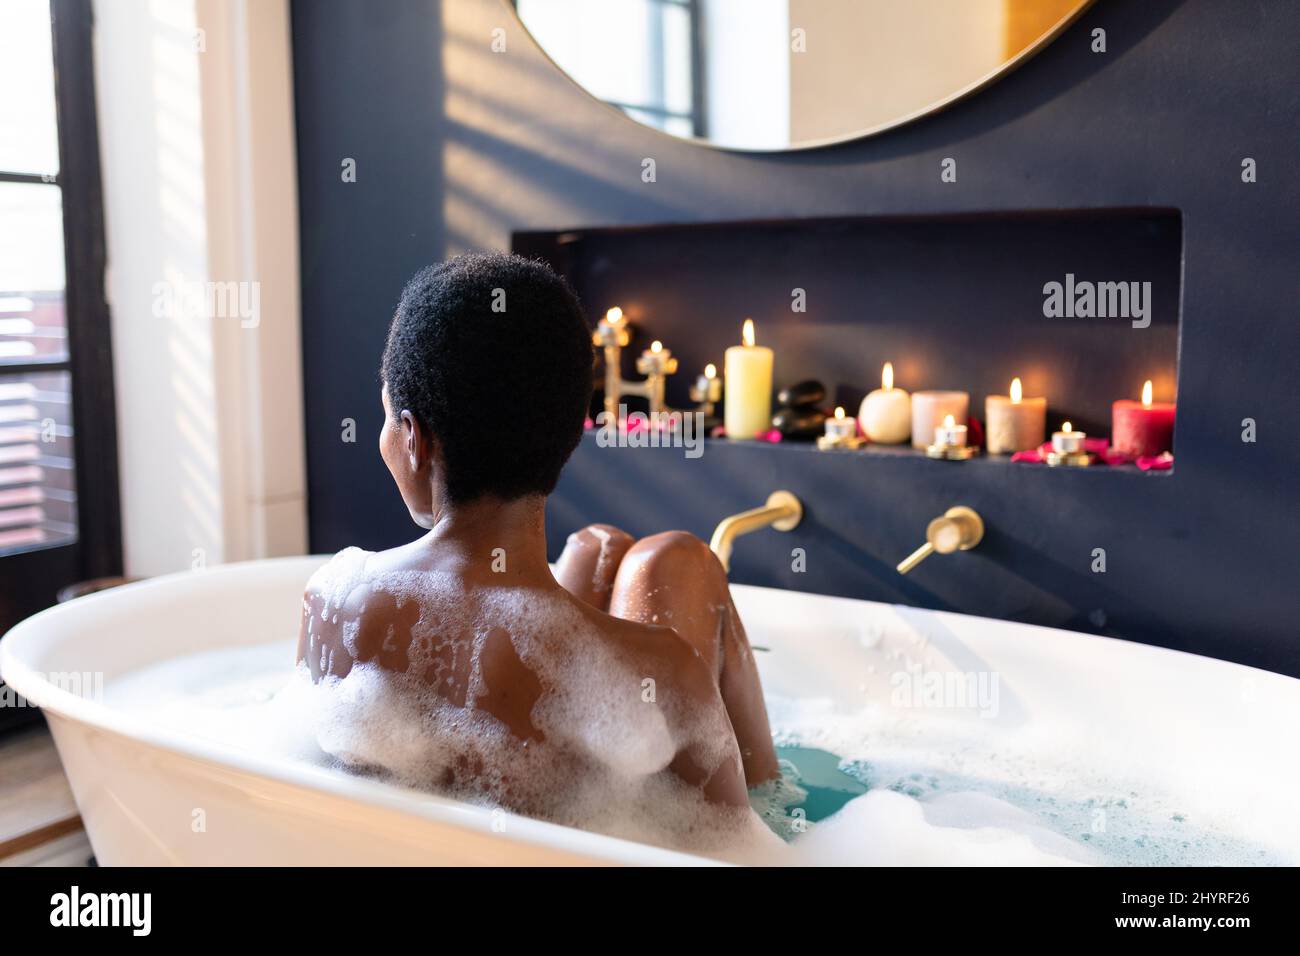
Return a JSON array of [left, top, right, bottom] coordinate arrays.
[[381, 253, 593, 503]]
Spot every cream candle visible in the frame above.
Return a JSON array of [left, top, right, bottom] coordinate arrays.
[[724, 319, 774, 439], [858, 362, 911, 444], [985, 377, 1047, 454], [911, 390, 969, 450], [1112, 379, 1176, 458]]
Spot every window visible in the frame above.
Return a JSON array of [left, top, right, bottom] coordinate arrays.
[[0, 0, 120, 689], [515, 0, 706, 139]]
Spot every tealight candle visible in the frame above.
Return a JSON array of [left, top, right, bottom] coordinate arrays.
[[693, 363, 722, 401], [1052, 421, 1085, 454], [911, 390, 969, 450], [985, 377, 1046, 454], [934, 413, 967, 448], [724, 319, 774, 439], [1112, 379, 1175, 458], [825, 406, 857, 441], [858, 362, 911, 444]]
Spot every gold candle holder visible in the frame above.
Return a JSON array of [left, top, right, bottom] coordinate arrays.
[[926, 444, 978, 460], [1045, 449, 1093, 467]]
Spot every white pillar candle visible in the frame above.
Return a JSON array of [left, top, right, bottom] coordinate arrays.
[[724, 319, 774, 439], [858, 361, 911, 444], [985, 377, 1047, 454], [1051, 421, 1086, 454], [911, 390, 969, 450], [934, 414, 967, 447]]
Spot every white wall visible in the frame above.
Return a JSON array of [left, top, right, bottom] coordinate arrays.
[[93, 0, 306, 575]]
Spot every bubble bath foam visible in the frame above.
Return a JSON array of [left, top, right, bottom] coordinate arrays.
[[103, 640, 1288, 866]]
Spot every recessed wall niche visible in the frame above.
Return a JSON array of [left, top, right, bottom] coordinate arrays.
[[515, 209, 1182, 446]]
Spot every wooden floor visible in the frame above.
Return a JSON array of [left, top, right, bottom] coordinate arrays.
[[0, 721, 90, 866]]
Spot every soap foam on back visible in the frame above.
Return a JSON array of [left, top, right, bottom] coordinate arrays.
[[288, 548, 749, 851]]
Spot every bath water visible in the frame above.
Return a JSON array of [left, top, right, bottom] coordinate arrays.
[[104, 641, 1285, 866]]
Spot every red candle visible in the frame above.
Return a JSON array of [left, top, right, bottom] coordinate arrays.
[[1111, 380, 1175, 458]]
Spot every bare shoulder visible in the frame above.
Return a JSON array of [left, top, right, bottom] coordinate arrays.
[[297, 546, 431, 681], [574, 601, 730, 748], [303, 545, 363, 591]]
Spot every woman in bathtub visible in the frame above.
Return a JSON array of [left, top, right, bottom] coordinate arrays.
[[297, 253, 778, 841]]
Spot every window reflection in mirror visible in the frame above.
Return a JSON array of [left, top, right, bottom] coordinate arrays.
[[513, 0, 1091, 151]]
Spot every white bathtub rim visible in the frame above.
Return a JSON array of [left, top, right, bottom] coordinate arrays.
[[10, 554, 1297, 697]]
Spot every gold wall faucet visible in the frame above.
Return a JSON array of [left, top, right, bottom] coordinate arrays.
[[896, 506, 984, 574], [710, 491, 803, 573]]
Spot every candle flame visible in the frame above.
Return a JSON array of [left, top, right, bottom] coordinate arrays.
[[1142, 379, 1153, 407], [882, 361, 894, 391], [835, 406, 845, 420], [651, 340, 662, 353], [1010, 377, 1022, 403], [943, 414, 955, 428], [605, 306, 622, 323], [742, 318, 755, 347], [1062, 421, 1073, 433], [704, 363, 716, 378]]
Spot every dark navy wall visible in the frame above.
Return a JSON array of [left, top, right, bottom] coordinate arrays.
[[291, 0, 1300, 675]]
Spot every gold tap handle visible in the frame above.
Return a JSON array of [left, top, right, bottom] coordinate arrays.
[[896, 541, 935, 575], [896, 506, 984, 575]]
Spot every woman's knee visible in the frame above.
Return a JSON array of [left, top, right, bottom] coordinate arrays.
[[555, 523, 635, 609], [564, 523, 634, 557], [626, 530, 721, 575], [615, 531, 729, 601]]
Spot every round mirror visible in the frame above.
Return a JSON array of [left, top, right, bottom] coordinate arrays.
[[512, 0, 1092, 151]]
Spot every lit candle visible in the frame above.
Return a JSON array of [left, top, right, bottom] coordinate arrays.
[[1111, 379, 1175, 458], [692, 362, 722, 403], [724, 319, 774, 439], [911, 390, 969, 450], [934, 413, 967, 448], [637, 339, 673, 375], [858, 361, 911, 444], [825, 406, 857, 441], [1051, 421, 1085, 454], [985, 377, 1047, 454], [594, 306, 630, 347]]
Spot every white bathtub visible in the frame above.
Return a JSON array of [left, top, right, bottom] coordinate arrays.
[[3, 556, 1298, 865]]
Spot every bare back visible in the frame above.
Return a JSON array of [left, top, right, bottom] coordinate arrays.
[[296, 548, 750, 832]]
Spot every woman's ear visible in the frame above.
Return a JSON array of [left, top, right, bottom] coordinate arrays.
[[399, 409, 426, 472]]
